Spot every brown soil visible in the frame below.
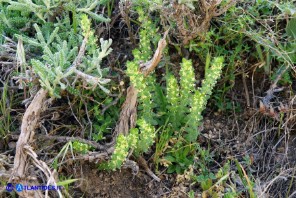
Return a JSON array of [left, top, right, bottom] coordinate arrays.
[[72, 164, 171, 198]]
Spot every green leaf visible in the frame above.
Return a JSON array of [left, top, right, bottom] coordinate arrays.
[[167, 165, 176, 173], [82, 10, 110, 22], [57, 179, 79, 186], [286, 18, 296, 40], [47, 27, 59, 45], [165, 155, 176, 162]]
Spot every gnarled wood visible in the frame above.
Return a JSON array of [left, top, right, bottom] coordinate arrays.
[[10, 88, 47, 198]]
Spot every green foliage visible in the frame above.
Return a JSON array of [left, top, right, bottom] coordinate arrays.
[[19, 15, 112, 98], [0, 2, 28, 43], [159, 57, 223, 173], [228, 1, 296, 86], [165, 143, 196, 174], [1, 0, 114, 98], [72, 141, 91, 154], [188, 158, 255, 197], [99, 128, 138, 170], [184, 0, 296, 113], [0, 0, 110, 44], [103, 2, 224, 171], [91, 105, 113, 141], [57, 178, 79, 193], [0, 82, 13, 139], [126, 7, 159, 155], [4, 0, 110, 23], [101, 6, 159, 170]]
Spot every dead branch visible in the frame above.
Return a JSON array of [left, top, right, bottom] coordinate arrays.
[[11, 88, 47, 178], [137, 156, 161, 182], [37, 134, 107, 151], [166, 0, 236, 44], [140, 29, 169, 76], [24, 145, 63, 198], [112, 85, 138, 137], [119, 0, 136, 45], [10, 88, 48, 198], [122, 159, 139, 175]]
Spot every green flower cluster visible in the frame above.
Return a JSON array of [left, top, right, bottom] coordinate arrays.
[[200, 57, 224, 101], [186, 57, 224, 141], [126, 9, 158, 155], [180, 58, 195, 105], [163, 57, 223, 173], [167, 74, 180, 114], [165, 57, 224, 142], [105, 134, 129, 170], [72, 141, 91, 154], [100, 128, 138, 170], [166, 58, 197, 136], [137, 119, 155, 153], [190, 58, 224, 129]]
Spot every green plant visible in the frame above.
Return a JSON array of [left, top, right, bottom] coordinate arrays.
[[91, 104, 116, 141], [1, 0, 115, 100], [57, 176, 79, 193], [4, 0, 110, 23], [189, 159, 250, 197], [0, 82, 12, 139], [0, 2, 28, 44], [98, 5, 159, 170], [235, 160, 256, 198], [0, 0, 110, 45], [101, 5, 224, 170], [52, 141, 74, 170], [237, 1, 296, 87], [18, 14, 112, 98], [72, 141, 91, 154], [157, 57, 224, 173], [99, 128, 138, 170]]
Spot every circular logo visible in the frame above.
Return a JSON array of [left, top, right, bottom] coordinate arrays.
[[15, 184, 23, 192], [6, 183, 14, 192]]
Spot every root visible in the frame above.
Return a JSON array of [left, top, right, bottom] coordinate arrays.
[[137, 156, 161, 182]]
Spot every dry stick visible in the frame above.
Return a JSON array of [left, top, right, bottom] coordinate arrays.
[[140, 29, 169, 76], [24, 145, 63, 198], [213, 0, 237, 17], [37, 134, 107, 151], [10, 88, 48, 198], [101, 92, 123, 115], [242, 65, 250, 107], [119, 0, 136, 46], [136, 156, 161, 182]]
